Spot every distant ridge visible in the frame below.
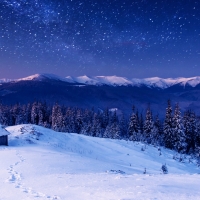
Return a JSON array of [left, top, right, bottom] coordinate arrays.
[[1, 73, 200, 89]]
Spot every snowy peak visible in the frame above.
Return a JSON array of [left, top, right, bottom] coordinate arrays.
[[95, 76, 133, 86], [68, 75, 200, 88], [69, 75, 133, 86], [16, 73, 67, 82], [2, 73, 200, 89]]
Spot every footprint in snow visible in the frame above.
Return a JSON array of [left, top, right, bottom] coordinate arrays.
[[8, 171, 21, 182], [6, 151, 60, 200], [15, 183, 22, 188], [52, 196, 60, 200], [15, 162, 19, 166]]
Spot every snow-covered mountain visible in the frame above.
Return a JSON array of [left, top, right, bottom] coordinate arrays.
[[1, 73, 200, 117], [66, 75, 200, 88], [0, 124, 199, 200], [2, 73, 200, 89], [0, 78, 15, 83]]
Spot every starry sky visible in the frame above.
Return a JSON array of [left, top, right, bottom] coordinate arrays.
[[0, 0, 200, 78]]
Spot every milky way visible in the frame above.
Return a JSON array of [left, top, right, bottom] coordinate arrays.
[[0, 0, 200, 78]]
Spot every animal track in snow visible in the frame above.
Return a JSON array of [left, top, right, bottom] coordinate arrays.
[[5, 150, 61, 199]]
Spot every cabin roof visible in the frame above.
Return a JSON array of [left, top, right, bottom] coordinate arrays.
[[0, 125, 10, 136]]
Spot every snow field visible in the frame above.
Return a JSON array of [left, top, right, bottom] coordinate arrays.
[[0, 124, 199, 200]]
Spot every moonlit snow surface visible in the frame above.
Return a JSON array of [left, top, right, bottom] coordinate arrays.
[[0, 125, 199, 200]]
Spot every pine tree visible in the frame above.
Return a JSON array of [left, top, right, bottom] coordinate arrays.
[[112, 122, 121, 139], [143, 107, 154, 144], [91, 113, 102, 137], [119, 114, 128, 139], [183, 110, 197, 153], [128, 107, 139, 141], [75, 109, 83, 134], [31, 102, 39, 125], [139, 113, 144, 135], [105, 110, 121, 139], [80, 109, 93, 135], [163, 100, 174, 149], [63, 107, 76, 133], [38, 102, 44, 126], [102, 108, 110, 130], [52, 103, 63, 132], [152, 115, 163, 146], [25, 103, 32, 124], [195, 119, 200, 160], [173, 103, 186, 153], [0, 105, 9, 125]]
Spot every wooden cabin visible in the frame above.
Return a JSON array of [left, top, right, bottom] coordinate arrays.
[[0, 125, 10, 146]]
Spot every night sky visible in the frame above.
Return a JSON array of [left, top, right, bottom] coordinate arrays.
[[0, 0, 200, 78]]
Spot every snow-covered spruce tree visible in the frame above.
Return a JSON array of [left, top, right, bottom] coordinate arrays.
[[63, 107, 76, 133], [151, 115, 163, 146], [25, 103, 32, 124], [7, 104, 14, 125], [119, 114, 128, 139], [195, 119, 200, 162], [102, 108, 110, 131], [80, 109, 93, 135], [143, 107, 154, 144], [20, 105, 28, 124], [75, 109, 83, 134], [103, 110, 117, 139], [43, 103, 51, 128], [37, 102, 45, 126], [163, 100, 174, 149], [106, 110, 121, 139], [112, 123, 121, 139], [128, 106, 139, 141], [139, 113, 144, 136], [91, 113, 102, 137], [104, 122, 121, 139], [173, 103, 186, 153], [51, 103, 63, 132], [15, 105, 25, 125], [10, 104, 21, 125], [183, 110, 197, 154], [31, 102, 39, 125]]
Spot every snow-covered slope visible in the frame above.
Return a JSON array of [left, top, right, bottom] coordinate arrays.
[[0, 78, 15, 83], [16, 73, 68, 82], [8, 74, 200, 88], [66, 75, 133, 86], [0, 124, 199, 200]]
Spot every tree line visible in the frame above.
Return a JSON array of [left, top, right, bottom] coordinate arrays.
[[0, 100, 200, 157]]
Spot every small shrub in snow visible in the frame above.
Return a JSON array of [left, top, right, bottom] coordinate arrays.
[[109, 170, 125, 174], [141, 146, 145, 151], [161, 164, 168, 174]]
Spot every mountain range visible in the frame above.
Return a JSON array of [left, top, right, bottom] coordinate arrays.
[[2, 73, 200, 88], [1, 73, 200, 117]]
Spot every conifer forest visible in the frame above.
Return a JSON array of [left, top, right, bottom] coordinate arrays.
[[0, 100, 200, 157]]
